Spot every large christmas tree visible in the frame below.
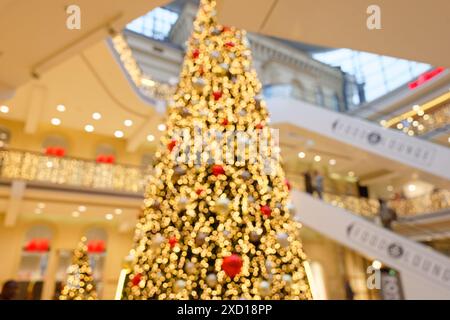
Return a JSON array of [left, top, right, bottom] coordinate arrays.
[[59, 237, 97, 300], [123, 0, 312, 300]]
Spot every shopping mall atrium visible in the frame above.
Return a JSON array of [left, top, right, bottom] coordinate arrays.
[[0, 0, 449, 301]]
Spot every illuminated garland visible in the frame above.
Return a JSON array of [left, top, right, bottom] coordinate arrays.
[[111, 34, 176, 102], [123, 0, 312, 300]]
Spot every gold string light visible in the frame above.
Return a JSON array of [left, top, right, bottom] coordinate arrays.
[[123, 0, 312, 300], [59, 237, 98, 300]]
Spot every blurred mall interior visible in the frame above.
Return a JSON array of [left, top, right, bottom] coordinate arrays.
[[0, 0, 449, 300]]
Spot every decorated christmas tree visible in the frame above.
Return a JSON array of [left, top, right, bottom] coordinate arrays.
[[123, 0, 312, 300], [59, 237, 98, 300]]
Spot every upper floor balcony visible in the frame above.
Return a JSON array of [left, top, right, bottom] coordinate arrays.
[[1, 148, 448, 220], [0, 148, 149, 195]]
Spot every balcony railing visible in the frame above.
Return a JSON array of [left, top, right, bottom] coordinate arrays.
[[388, 189, 450, 217], [0, 149, 148, 194], [1, 149, 449, 218]]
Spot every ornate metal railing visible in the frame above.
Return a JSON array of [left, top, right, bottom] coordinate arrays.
[[388, 189, 450, 217], [0, 149, 149, 194], [1, 149, 448, 217]]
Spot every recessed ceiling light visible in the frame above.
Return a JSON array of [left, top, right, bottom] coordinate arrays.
[[92, 112, 102, 120], [37, 203, 46, 209], [396, 123, 403, 129], [72, 211, 80, 218], [157, 124, 166, 131], [124, 119, 133, 127], [423, 114, 430, 121], [84, 124, 94, 132], [114, 130, 124, 138], [407, 117, 413, 123], [0, 105, 9, 113], [387, 185, 394, 192], [348, 171, 355, 177], [46, 161, 53, 168], [408, 184, 416, 192], [329, 159, 336, 166], [34, 208, 42, 215], [56, 104, 66, 112], [114, 208, 122, 215], [147, 134, 155, 142], [412, 105, 420, 111], [298, 152, 305, 159], [417, 110, 424, 116], [78, 205, 86, 212], [51, 118, 61, 126], [448, 136, 450, 144], [105, 213, 114, 220], [314, 155, 321, 162]]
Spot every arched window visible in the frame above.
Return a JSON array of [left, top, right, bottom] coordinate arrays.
[[291, 81, 305, 100], [0, 126, 11, 148], [42, 135, 68, 149], [332, 93, 341, 111], [95, 144, 116, 158], [315, 88, 325, 106], [16, 225, 53, 300]]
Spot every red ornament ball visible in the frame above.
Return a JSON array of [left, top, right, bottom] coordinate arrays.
[[213, 91, 223, 101], [285, 179, 292, 191], [169, 236, 178, 248], [222, 254, 243, 278], [192, 48, 200, 59], [260, 205, 272, 217], [167, 139, 177, 152], [211, 164, 225, 177], [225, 41, 235, 48], [131, 273, 142, 286], [255, 123, 264, 129], [195, 188, 204, 195], [221, 26, 232, 33], [221, 118, 229, 126]]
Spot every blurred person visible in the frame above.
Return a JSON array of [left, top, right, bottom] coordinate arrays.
[[378, 198, 397, 230], [303, 171, 314, 195], [0, 280, 18, 300], [313, 171, 324, 199]]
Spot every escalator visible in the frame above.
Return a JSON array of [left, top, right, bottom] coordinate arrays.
[[292, 190, 450, 299], [267, 97, 450, 180]]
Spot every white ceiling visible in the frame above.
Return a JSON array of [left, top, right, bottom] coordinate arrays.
[[217, 0, 450, 67], [0, 0, 169, 98]]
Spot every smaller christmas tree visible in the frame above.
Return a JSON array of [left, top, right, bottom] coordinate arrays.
[[59, 237, 98, 300]]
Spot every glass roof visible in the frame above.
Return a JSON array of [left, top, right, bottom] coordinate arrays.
[[313, 49, 431, 102]]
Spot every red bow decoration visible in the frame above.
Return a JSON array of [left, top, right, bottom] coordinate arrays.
[[212, 91, 223, 101], [260, 205, 272, 217], [87, 240, 105, 253], [25, 238, 49, 252], [169, 236, 178, 248], [96, 154, 115, 164], [131, 273, 142, 286], [167, 139, 177, 152], [45, 147, 65, 157], [211, 164, 225, 177]]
